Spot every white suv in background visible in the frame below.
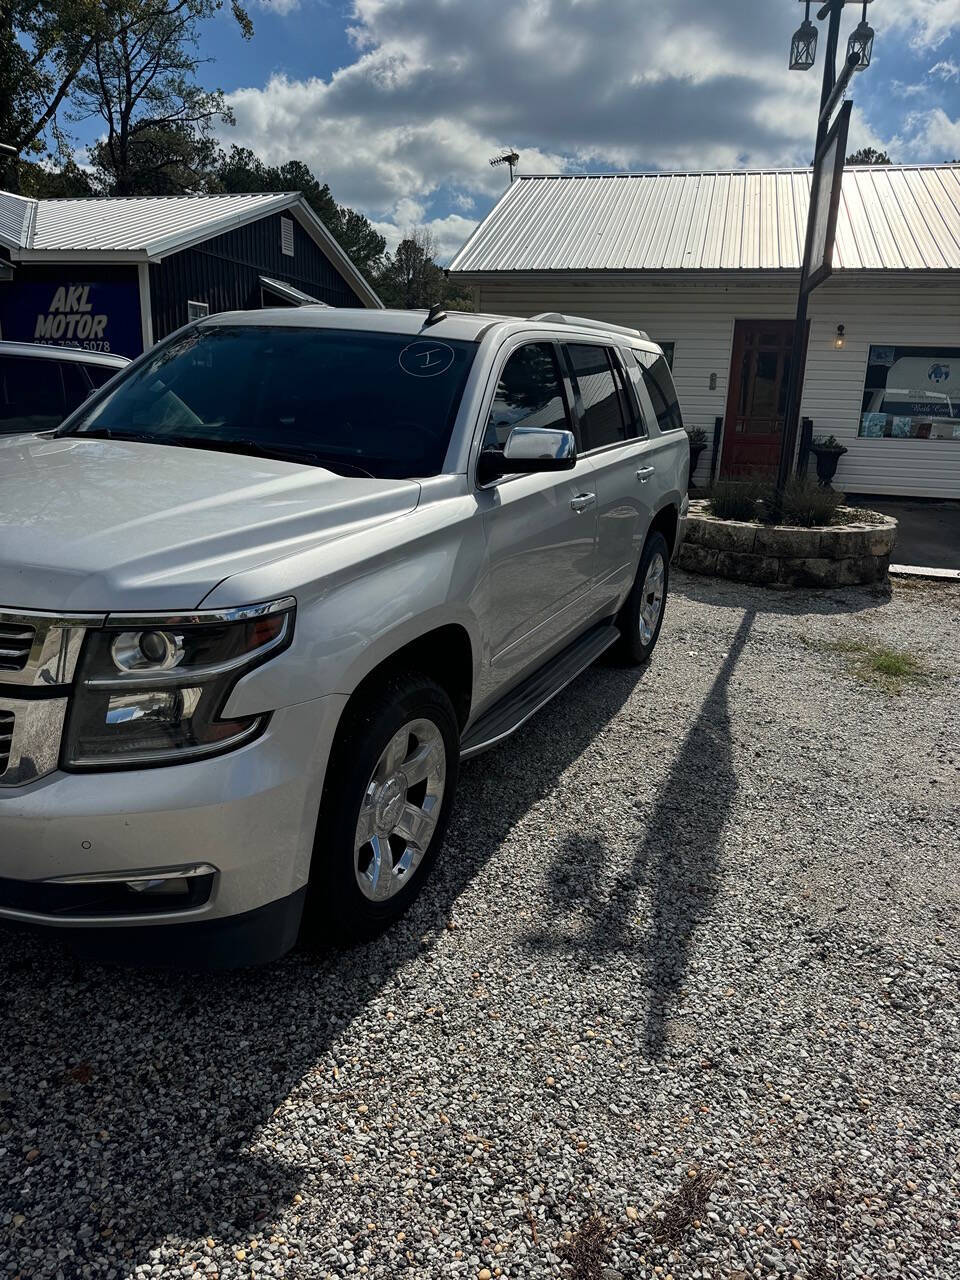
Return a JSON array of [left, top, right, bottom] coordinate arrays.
[[0, 341, 129, 435]]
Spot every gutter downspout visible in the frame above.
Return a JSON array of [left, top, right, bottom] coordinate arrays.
[[137, 261, 154, 352]]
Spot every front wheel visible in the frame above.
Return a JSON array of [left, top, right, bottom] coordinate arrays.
[[303, 673, 460, 944], [615, 530, 670, 665]]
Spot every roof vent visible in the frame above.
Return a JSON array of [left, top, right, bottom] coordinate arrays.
[[280, 215, 294, 257]]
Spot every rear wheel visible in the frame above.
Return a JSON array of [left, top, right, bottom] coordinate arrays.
[[303, 673, 460, 944], [615, 530, 670, 665]]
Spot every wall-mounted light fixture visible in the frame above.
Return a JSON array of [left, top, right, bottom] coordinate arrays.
[[834, 323, 846, 350]]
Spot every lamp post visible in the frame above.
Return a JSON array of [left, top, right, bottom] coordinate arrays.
[[774, 0, 875, 512]]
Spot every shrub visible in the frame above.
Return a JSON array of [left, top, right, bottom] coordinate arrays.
[[706, 481, 761, 522], [772, 477, 843, 527]]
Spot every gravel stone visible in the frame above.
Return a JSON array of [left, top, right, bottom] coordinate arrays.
[[0, 571, 958, 1278]]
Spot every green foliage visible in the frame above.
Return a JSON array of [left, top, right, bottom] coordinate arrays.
[[686, 426, 708, 446], [0, 0, 115, 165], [707, 477, 842, 527], [819, 639, 930, 693], [375, 230, 446, 309], [215, 148, 338, 221], [706, 481, 761, 522], [812, 433, 845, 450], [846, 147, 891, 165], [213, 146, 387, 283], [332, 206, 389, 282], [773, 477, 842, 527], [375, 228, 473, 311], [73, 0, 252, 196], [18, 155, 95, 197]]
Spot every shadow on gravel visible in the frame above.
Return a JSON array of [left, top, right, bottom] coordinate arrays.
[[672, 568, 889, 618], [0, 661, 643, 1275], [526, 610, 753, 1059]]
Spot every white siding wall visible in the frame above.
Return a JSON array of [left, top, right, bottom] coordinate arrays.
[[466, 273, 960, 499]]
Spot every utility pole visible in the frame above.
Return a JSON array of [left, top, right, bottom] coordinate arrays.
[[774, 0, 875, 515]]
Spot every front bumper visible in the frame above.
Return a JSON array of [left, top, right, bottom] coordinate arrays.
[[0, 695, 347, 960]]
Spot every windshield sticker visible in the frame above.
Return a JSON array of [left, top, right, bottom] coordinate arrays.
[[399, 341, 456, 378]]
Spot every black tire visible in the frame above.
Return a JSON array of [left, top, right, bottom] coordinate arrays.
[[614, 530, 671, 665], [302, 672, 460, 945]]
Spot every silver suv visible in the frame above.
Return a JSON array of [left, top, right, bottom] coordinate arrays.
[[0, 307, 688, 966]]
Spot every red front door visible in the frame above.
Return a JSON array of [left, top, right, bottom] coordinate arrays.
[[720, 320, 806, 480]]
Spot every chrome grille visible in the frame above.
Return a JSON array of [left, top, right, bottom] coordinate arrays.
[[0, 608, 103, 689], [0, 622, 35, 672], [0, 709, 13, 775]]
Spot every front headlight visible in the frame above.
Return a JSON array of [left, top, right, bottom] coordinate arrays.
[[63, 597, 296, 769]]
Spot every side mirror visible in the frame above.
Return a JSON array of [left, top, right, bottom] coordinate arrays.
[[478, 426, 577, 484]]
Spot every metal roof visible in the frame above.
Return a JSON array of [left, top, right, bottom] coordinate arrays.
[[15, 191, 292, 254], [0, 189, 382, 308], [0, 192, 33, 250], [449, 165, 960, 274], [259, 274, 329, 307]]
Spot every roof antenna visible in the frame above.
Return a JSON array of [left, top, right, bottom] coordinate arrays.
[[422, 301, 447, 329], [489, 149, 520, 185]]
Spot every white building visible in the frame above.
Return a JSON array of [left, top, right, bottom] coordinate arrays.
[[448, 165, 960, 499]]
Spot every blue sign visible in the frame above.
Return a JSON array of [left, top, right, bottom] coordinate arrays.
[[0, 280, 143, 358]]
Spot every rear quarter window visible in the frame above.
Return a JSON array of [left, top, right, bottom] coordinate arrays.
[[84, 362, 122, 389], [634, 349, 684, 433]]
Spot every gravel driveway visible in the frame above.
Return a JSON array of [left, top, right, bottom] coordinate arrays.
[[2, 571, 958, 1280]]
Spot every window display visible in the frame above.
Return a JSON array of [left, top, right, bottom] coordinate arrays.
[[859, 345, 960, 441]]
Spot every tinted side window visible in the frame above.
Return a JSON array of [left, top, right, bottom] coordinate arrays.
[[84, 363, 121, 389], [565, 343, 628, 450], [483, 342, 570, 450], [0, 355, 66, 435], [61, 362, 93, 415], [635, 349, 684, 432]]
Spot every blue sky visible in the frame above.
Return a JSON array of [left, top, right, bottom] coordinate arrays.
[[84, 1, 960, 259]]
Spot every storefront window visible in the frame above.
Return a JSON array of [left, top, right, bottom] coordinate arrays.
[[860, 344, 960, 441]]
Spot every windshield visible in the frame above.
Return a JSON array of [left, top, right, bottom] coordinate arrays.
[[59, 324, 477, 479]]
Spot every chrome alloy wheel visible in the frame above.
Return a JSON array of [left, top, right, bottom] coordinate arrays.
[[354, 718, 446, 902], [639, 551, 666, 645]]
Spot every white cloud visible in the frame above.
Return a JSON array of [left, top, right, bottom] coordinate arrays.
[[884, 0, 960, 50], [891, 79, 929, 98], [255, 0, 302, 13], [893, 107, 960, 160], [225, 0, 960, 251], [930, 58, 960, 80]]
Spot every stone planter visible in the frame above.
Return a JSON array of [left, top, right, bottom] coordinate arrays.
[[676, 500, 897, 587]]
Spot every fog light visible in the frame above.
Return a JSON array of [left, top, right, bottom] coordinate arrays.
[[125, 876, 191, 895]]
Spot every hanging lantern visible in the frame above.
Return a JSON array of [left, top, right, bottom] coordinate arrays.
[[847, 2, 875, 69], [790, 2, 817, 70]]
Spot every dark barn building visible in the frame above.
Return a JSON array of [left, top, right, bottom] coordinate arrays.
[[0, 190, 381, 360]]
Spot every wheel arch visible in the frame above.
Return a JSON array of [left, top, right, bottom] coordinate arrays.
[[649, 501, 679, 554], [343, 622, 475, 731]]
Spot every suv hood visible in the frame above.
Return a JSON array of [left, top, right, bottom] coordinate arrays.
[[0, 435, 421, 612]]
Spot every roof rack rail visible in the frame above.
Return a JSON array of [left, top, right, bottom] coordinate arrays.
[[530, 312, 650, 341]]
